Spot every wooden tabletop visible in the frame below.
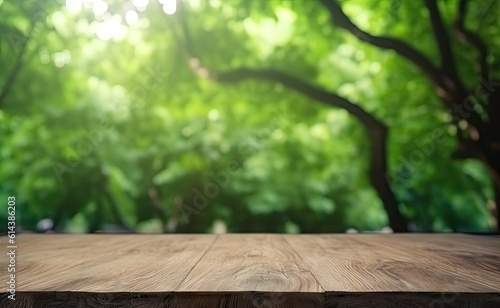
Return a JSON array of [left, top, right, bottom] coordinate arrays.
[[1, 233, 499, 307]]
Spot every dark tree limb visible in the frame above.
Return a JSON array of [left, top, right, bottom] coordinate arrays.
[[171, 0, 408, 231], [320, 0, 486, 135], [0, 24, 36, 108], [454, 0, 489, 82], [215, 69, 409, 232], [423, 0, 460, 87], [319, 0, 492, 166], [215, 69, 382, 127], [318, 0, 447, 91]]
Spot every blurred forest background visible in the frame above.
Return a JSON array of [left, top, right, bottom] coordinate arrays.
[[1, 0, 499, 233]]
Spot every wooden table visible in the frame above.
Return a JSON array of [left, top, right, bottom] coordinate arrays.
[[1, 234, 499, 307]]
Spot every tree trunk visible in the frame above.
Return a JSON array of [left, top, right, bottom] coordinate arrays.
[[368, 126, 408, 232]]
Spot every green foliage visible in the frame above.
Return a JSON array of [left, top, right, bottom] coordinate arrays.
[[0, 0, 497, 233]]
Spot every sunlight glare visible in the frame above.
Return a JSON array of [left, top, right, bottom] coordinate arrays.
[[95, 15, 124, 41], [92, 0, 108, 16], [96, 22, 114, 41], [162, 0, 177, 15], [66, 0, 83, 14], [125, 10, 139, 25]]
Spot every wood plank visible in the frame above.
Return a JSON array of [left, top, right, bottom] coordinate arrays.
[[178, 234, 323, 293], [0, 234, 217, 292], [353, 234, 500, 291], [284, 234, 500, 293], [374, 233, 500, 255]]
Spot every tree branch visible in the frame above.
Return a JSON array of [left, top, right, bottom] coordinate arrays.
[[319, 0, 488, 156], [0, 24, 35, 108], [216, 68, 408, 231], [172, 0, 409, 231], [423, 0, 459, 84], [454, 0, 489, 82], [216, 69, 378, 124], [318, 0, 448, 91]]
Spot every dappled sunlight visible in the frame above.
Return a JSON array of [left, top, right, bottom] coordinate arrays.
[[160, 0, 177, 15], [52, 49, 72, 68], [66, 0, 83, 14], [242, 7, 296, 59], [64, 0, 177, 41], [125, 9, 139, 25], [92, 0, 109, 16], [94, 14, 127, 41]]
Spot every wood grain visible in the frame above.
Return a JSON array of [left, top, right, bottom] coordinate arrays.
[[1, 234, 217, 292], [284, 234, 500, 293], [353, 234, 500, 292], [1, 233, 499, 307], [178, 234, 323, 292]]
